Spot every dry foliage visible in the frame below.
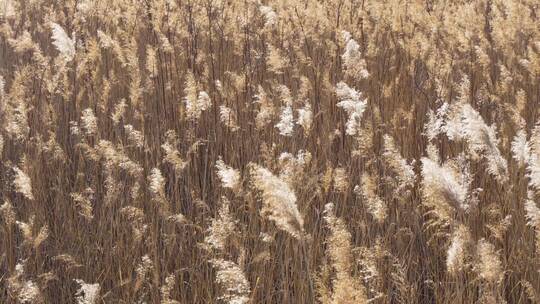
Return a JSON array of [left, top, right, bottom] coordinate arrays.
[[0, 0, 539, 303]]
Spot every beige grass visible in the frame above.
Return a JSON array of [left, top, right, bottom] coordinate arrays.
[[0, 0, 539, 303]]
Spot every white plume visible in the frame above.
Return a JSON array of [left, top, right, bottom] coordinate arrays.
[[50, 23, 76, 61]]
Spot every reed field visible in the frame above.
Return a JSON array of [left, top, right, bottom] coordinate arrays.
[[1, 0, 540, 303]]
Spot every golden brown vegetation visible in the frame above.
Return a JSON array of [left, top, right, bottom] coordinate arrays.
[[0, 0, 539, 303]]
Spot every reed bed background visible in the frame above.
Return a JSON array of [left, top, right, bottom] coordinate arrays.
[[0, 0, 539, 303]]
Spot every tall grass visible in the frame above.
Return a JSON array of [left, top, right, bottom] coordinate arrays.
[[0, 0, 539, 303]]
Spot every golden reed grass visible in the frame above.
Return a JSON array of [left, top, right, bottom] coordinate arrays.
[[0, 0, 539, 303]]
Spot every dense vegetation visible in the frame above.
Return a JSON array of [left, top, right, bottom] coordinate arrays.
[[0, 0, 539, 303]]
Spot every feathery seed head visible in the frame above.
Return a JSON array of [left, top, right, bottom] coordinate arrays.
[[251, 163, 305, 240], [216, 158, 241, 189]]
